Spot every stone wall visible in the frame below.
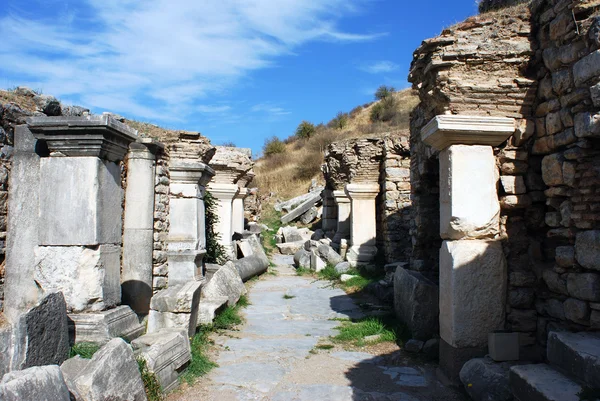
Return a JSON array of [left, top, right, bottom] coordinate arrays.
[[152, 149, 170, 292], [379, 136, 413, 264], [324, 135, 413, 264], [408, 0, 600, 352]]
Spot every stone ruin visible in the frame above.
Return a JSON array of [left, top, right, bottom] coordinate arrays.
[[0, 110, 266, 399]]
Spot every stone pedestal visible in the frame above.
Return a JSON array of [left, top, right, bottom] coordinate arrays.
[[27, 116, 137, 314], [422, 115, 514, 382], [345, 183, 379, 266], [168, 159, 214, 286], [321, 189, 338, 233], [207, 183, 239, 259], [232, 187, 248, 235], [122, 139, 163, 315], [68, 306, 145, 345], [332, 190, 351, 249]]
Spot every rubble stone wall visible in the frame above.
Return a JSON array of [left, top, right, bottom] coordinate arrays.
[[152, 149, 170, 292], [409, 0, 600, 349], [379, 136, 413, 264]]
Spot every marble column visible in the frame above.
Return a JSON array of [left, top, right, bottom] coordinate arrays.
[[208, 183, 239, 259], [345, 183, 380, 266], [122, 139, 163, 315], [167, 159, 215, 286], [332, 190, 351, 249], [421, 115, 515, 381], [232, 187, 248, 235]]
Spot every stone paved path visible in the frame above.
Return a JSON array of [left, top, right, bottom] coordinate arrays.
[[168, 254, 466, 401]]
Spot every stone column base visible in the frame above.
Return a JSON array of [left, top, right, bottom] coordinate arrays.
[[167, 248, 205, 286], [346, 245, 377, 267], [439, 338, 487, 384], [68, 306, 145, 345], [147, 282, 203, 338]]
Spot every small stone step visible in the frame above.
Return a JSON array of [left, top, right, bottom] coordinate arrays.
[[547, 331, 600, 387], [510, 364, 582, 401]]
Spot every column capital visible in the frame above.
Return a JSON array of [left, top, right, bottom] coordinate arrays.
[[333, 190, 351, 204], [28, 115, 138, 162], [234, 187, 249, 199], [170, 159, 215, 186], [208, 182, 239, 200], [421, 115, 515, 152], [128, 138, 164, 160], [345, 183, 379, 200]]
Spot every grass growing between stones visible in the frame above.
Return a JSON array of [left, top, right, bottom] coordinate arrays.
[[314, 265, 380, 293], [259, 205, 283, 256], [181, 294, 250, 385], [69, 342, 100, 359], [332, 318, 397, 347], [137, 357, 164, 401], [283, 294, 296, 299]]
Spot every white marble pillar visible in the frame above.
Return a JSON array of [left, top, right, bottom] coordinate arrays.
[[207, 183, 239, 259], [167, 160, 214, 286], [345, 183, 380, 266], [122, 139, 163, 315], [421, 115, 515, 381], [232, 187, 248, 235], [332, 190, 351, 248]]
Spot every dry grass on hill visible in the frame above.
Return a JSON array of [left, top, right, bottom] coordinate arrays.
[[254, 89, 419, 201]]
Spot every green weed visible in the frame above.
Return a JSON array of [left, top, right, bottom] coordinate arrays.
[[315, 344, 334, 350], [137, 357, 163, 401], [180, 329, 218, 385], [333, 318, 397, 346], [283, 294, 296, 299], [69, 343, 100, 359]]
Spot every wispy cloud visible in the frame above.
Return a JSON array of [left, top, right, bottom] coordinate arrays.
[[251, 103, 291, 116], [0, 0, 382, 122], [359, 60, 399, 74]]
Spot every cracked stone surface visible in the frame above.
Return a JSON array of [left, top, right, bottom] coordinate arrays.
[[168, 254, 466, 401]]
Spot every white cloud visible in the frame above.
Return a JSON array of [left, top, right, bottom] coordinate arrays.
[[197, 105, 232, 114], [0, 0, 381, 121], [359, 60, 399, 74], [251, 103, 291, 116]]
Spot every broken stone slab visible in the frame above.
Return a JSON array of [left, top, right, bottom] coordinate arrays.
[[69, 305, 145, 345], [274, 188, 324, 213], [281, 226, 303, 243], [201, 261, 247, 307], [11, 292, 70, 371], [276, 241, 304, 255], [60, 356, 89, 401], [340, 275, 357, 283], [460, 357, 514, 401], [310, 253, 327, 272], [197, 297, 229, 325], [317, 243, 343, 266], [73, 338, 147, 401], [237, 240, 254, 258], [300, 206, 319, 225], [0, 365, 71, 401], [132, 328, 191, 392], [294, 249, 312, 269], [404, 339, 424, 353], [234, 255, 269, 282], [34, 244, 121, 313], [0, 324, 12, 378], [243, 234, 268, 262], [394, 267, 439, 341], [280, 192, 322, 224], [148, 282, 202, 338]]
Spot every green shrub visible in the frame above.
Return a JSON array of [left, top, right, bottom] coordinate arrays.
[[328, 112, 349, 130], [180, 329, 217, 384], [204, 191, 228, 264], [370, 97, 398, 123], [374, 85, 395, 101], [349, 105, 363, 117], [263, 136, 286, 157], [295, 121, 316, 139]]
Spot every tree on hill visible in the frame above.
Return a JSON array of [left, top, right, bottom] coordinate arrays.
[[263, 136, 286, 156], [375, 85, 395, 101], [295, 121, 316, 139]]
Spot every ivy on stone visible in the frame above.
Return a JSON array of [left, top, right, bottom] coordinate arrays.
[[204, 190, 228, 265]]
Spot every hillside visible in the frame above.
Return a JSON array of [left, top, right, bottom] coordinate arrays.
[[254, 88, 419, 201]]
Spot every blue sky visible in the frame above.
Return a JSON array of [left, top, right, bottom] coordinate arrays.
[[0, 0, 478, 156]]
